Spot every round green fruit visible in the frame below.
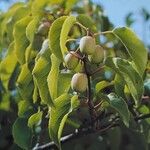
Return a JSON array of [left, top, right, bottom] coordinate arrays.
[[71, 73, 88, 92], [89, 45, 104, 63], [79, 36, 95, 55], [37, 21, 51, 36], [64, 52, 79, 70]]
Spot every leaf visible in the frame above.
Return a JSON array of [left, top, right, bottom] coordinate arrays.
[[47, 54, 61, 100], [49, 94, 79, 148], [60, 16, 76, 57], [13, 16, 31, 64], [26, 17, 40, 43], [105, 57, 143, 106], [25, 17, 42, 62], [113, 27, 148, 76], [32, 42, 53, 105], [107, 93, 130, 127], [0, 3, 28, 45], [0, 42, 17, 90], [114, 74, 126, 99], [96, 80, 113, 93], [17, 64, 34, 100], [31, 0, 62, 16], [57, 72, 73, 96], [65, 0, 78, 12], [28, 111, 43, 128], [49, 16, 67, 60], [12, 118, 32, 150], [6, 5, 30, 41], [18, 100, 33, 118], [77, 14, 97, 32]]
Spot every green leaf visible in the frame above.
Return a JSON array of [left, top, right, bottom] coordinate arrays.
[[26, 17, 40, 43], [57, 72, 73, 96], [47, 54, 61, 100], [6, 5, 30, 41], [96, 80, 113, 93], [49, 16, 67, 60], [18, 100, 33, 118], [0, 42, 17, 90], [113, 27, 148, 76], [28, 111, 43, 128], [0, 3, 28, 45], [105, 57, 144, 106], [49, 94, 79, 148], [13, 16, 31, 64], [32, 42, 53, 105], [12, 118, 32, 150], [25, 17, 41, 62], [60, 16, 76, 57], [65, 0, 78, 12], [31, 0, 62, 16], [107, 93, 130, 127], [77, 14, 97, 32], [32, 57, 53, 105], [32, 78, 39, 103], [17, 64, 33, 100], [114, 74, 126, 99]]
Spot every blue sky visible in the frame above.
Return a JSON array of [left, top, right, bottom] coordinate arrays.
[[0, 0, 150, 45], [94, 0, 150, 45]]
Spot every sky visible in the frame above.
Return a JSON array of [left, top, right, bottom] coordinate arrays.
[[0, 0, 150, 45]]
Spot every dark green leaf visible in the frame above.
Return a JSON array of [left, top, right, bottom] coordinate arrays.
[[12, 118, 32, 150], [108, 93, 130, 127]]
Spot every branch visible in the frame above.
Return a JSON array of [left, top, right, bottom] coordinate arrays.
[[33, 112, 150, 150], [33, 122, 119, 150], [135, 113, 150, 121]]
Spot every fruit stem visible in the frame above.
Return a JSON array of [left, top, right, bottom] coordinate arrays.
[[94, 31, 113, 37], [76, 22, 88, 32], [83, 56, 97, 127]]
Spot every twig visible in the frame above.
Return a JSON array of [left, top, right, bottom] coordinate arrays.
[[33, 122, 119, 150], [76, 22, 88, 32], [134, 113, 150, 121], [94, 31, 113, 37]]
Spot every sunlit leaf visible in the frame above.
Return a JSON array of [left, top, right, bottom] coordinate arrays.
[[28, 111, 43, 128], [13, 16, 31, 64], [113, 27, 148, 76], [49, 94, 79, 148], [105, 57, 143, 106], [49, 16, 67, 60], [47, 54, 61, 100], [17, 64, 33, 100], [0, 42, 17, 89], [60, 16, 76, 57]]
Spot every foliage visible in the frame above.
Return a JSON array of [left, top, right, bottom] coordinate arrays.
[[0, 0, 150, 150]]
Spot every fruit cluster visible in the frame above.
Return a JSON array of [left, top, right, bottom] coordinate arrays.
[[64, 36, 105, 93]]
